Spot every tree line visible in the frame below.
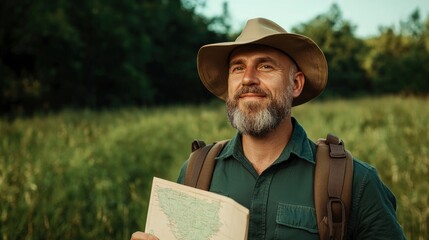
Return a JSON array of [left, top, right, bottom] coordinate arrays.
[[293, 4, 429, 98], [1, 1, 428, 116]]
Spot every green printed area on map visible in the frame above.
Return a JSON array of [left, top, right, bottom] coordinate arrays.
[[145, 177, 249, 240], [157, 187, 222, 240]]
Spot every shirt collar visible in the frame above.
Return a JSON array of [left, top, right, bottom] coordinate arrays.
[[217, 117, 315, 164]]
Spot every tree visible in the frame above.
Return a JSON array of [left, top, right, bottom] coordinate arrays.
[[292, 4, 370, 97], [140, 0, 230, 104], [0, 0, 230, 116], [364, 9, 429, 94]]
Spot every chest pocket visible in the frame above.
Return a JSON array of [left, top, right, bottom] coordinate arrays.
[[274, 203, 319, 240]]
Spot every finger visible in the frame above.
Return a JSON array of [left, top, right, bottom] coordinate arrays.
[[131, 231, 159, 240]]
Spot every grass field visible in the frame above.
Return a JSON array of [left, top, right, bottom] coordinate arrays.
[[0, 96, 428, 239]]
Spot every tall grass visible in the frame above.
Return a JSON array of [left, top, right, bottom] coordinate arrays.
[[0, 96, 427, 239]]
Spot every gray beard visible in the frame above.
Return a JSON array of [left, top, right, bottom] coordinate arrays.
[[226, 86, 293, 137]]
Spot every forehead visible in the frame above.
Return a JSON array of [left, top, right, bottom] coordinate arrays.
[[229, 45, 294, 64]]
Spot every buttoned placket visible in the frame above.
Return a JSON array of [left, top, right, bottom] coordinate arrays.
[[248, 165, 278, 239], [233, 147, 282, 240]]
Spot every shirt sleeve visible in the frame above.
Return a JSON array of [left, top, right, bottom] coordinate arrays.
[[352, 164, 406, 239]]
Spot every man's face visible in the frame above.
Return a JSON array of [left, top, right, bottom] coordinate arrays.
[[226, 45, 297, 137]]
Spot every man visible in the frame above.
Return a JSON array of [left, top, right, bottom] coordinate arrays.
[[132, 18, 405, 239]]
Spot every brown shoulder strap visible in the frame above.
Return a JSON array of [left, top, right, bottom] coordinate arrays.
[[184, 139, 229, 190], [314, 133, 353, 240]]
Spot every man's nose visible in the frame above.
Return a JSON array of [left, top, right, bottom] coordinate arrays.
[[241, 67, 260, 86]]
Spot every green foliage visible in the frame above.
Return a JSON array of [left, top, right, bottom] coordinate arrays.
[[0, 96, 428, 239], [1, 1, 429, 118], [292, 5, 429, 98], [0, 0, 229, 115], [292, 4, 370, 97], [364, 10, 429, 95]]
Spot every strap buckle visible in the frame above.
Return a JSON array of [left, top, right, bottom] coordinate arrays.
[[327, 198, 346, 240], [329, 144, 346, 158]]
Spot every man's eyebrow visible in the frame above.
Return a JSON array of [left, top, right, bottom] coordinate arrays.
[[229, 56, 277, 67], [229, 58, 244, 67], [255, 56, 277, 64]]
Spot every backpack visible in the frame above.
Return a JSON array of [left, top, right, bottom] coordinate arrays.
[[184, 134, 353, 240]]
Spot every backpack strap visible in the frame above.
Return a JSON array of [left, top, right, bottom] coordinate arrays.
[[184, 139, 229, 190], [314, 133, 353, 240]]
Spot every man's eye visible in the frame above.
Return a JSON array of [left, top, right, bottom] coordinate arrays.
[[261, 65, 273, 69], [230, 66, 244, 72]]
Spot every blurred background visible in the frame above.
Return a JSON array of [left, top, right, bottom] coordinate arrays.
[[1, 0, 428, 116], [1, 0, 428, 239]]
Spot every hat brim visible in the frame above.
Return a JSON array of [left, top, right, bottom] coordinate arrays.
[[197, 33, 328, 106]]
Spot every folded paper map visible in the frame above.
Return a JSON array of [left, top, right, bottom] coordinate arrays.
[[145, 177, 249, 240]]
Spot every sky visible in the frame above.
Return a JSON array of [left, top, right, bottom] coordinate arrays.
[[198, 0, 429, 37]]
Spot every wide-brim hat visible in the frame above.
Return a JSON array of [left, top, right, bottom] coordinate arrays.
[[197, 18, 328, 106]]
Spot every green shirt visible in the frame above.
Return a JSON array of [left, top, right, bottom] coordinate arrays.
[[177, 118, 405, 239]]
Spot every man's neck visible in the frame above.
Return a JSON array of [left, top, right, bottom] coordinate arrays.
[[242, 116, 294, 175]]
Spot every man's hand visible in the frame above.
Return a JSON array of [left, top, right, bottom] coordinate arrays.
[[130, 231, 159, 240]]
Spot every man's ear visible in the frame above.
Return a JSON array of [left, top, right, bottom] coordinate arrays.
[[292, 71, 305, 98]]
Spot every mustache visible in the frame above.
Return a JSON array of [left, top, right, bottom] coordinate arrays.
[[233, 86, 270, 100]]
